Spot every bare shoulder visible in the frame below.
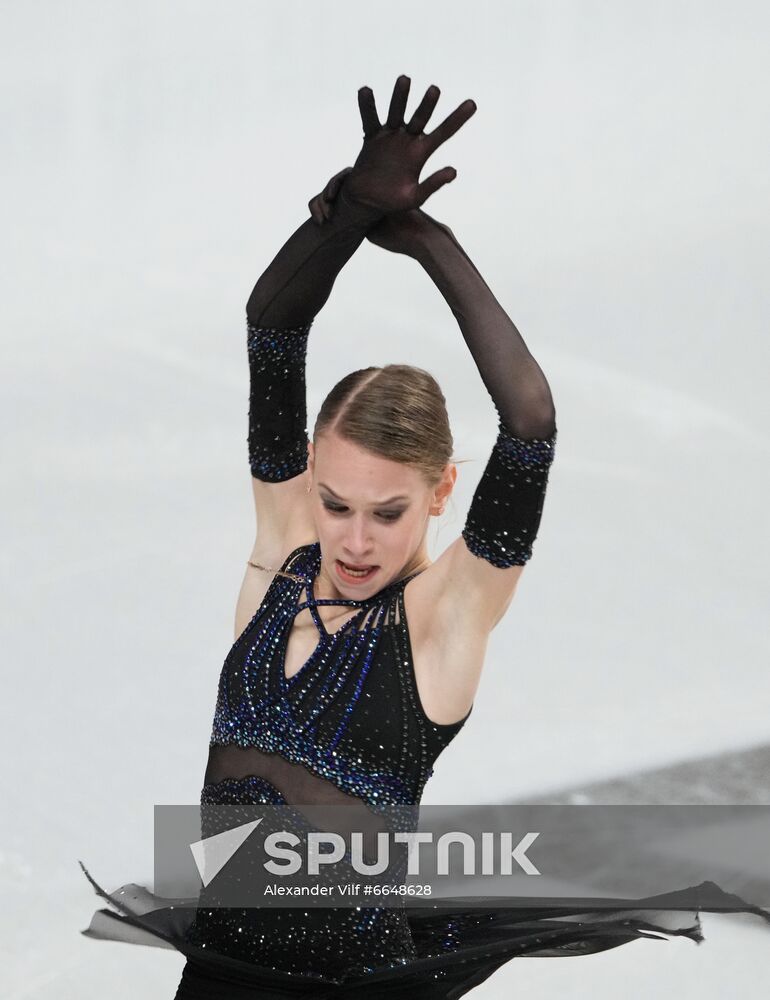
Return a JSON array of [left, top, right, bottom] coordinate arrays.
[[410, 534, 526, 638], [401, 536, 526, 726]]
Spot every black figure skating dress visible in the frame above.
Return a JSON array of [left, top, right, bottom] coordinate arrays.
[[78, 529, 770, 1000], [80, 181, 770, 998]]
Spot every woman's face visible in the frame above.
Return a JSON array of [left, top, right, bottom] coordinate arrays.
[[307, 430, 455, 597]]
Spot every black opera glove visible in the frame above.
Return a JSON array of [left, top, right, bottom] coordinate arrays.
[[246, 318, 312, 483], [461, 418, 557, 567]]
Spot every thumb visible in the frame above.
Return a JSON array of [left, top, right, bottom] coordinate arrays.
[[416, 167, 457, 205]]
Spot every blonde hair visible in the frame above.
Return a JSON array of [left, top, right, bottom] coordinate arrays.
[[315, 364, 455, 486]]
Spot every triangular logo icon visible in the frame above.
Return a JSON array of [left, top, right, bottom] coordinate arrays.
[[190, 817, 264, 887]]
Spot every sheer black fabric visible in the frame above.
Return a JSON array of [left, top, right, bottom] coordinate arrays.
[[245, 189, 382, 484]]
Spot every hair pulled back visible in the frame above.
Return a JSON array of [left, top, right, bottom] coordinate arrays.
[[313, 365, 454, 487]]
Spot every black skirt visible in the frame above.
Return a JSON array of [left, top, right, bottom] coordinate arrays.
[[80, 863, 770, 999]]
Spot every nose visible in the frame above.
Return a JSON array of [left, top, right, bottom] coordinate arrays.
[[342, 515, 374, 561]]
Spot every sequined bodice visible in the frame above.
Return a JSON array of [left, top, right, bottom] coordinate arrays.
[[186, 542, 472, 980], [204, 541, 471, 810]]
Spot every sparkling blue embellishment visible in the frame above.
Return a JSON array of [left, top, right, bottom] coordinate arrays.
[[247, 319, 312, 482], [462, 418, 557, 567]]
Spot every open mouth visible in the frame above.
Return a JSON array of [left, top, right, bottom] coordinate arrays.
[[335, 559, 378, 583]]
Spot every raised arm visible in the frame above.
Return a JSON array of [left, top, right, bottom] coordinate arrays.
[[245, 185, 384, 331], [427, 224, 556, 440], [238, 128, 388, 627], [367, 208, 556, 439], [359, 206, 558, 634], [414, 213, 557, 582], [243, 192, 384, 488]]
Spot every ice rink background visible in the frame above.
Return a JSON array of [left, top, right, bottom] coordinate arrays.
[[2, 1, 769, 996]]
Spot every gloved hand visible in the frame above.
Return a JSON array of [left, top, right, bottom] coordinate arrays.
[[308, 75, 476, 222]]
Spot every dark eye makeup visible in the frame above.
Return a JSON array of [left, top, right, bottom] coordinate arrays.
[[322, 500, 404, 522]]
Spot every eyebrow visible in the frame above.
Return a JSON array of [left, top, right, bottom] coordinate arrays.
[[318, 483, 410, 505]]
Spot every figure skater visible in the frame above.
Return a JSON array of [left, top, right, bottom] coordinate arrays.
[[81, 75, 770, 999]]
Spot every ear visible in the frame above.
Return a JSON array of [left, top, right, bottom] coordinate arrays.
[[429, 463, 457, 516]]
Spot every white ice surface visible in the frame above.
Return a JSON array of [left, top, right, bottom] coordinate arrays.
[[2, 2, 769, 997]]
